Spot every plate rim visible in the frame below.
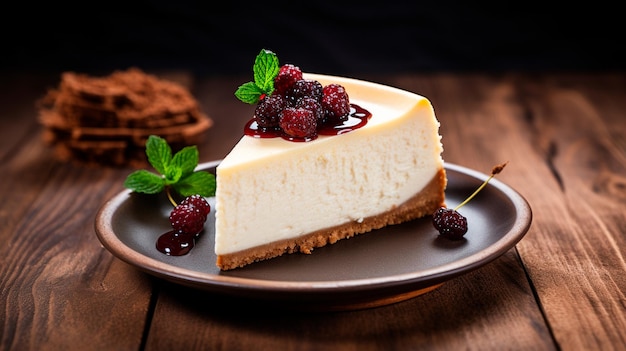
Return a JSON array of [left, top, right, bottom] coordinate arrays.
[[95, 161, 532, 297]]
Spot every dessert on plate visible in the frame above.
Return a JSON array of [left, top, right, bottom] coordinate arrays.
[[214, 50, 447, 270]]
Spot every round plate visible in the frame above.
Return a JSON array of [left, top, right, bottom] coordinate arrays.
[[95, 161, 532, 311]]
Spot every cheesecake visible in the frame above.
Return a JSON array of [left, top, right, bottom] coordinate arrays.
[[214, 73, 446, 270]]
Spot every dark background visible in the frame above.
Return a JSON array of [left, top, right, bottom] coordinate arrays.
[[3, 1, 625, 76]]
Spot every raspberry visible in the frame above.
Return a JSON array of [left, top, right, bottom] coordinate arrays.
[[432, 207, 468, 240], [321, 84, 350, 122], [180, 194, 210, 217], [322, 83, 348, 98], [295, 96, 324, 122], [286, 79, 323, 105], [255, 94, 286, 128], [279, 107, 317, 138], [274, 64, 303, 97], [169, 203, 206, 235]]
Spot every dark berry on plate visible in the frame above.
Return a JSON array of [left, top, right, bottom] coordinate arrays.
[[180, 194, 211, 217], [432, 207, 468, 240], [295, 96, 324, 122], [169, 203, 207, 235], [255, 94, 287, 128], [321, 83, 350, 122], [286, 79, 323, 105], [431, 161, 508, 240], [279, 107, 317, 138], [274, 64, 303, 97]]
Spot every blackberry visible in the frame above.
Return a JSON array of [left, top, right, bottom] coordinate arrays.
[[180, 194, 210, 217], [279, 107, 317, 138], [286, 79, 323, 105], [321, 83, 351, 122], [432, 207, 468, 240], [431, 162, 509, 241], [169, 203, 206, 235], [255, 94, 286, 128], [274, 64, 303, 97], [295, 96, 324, 122]]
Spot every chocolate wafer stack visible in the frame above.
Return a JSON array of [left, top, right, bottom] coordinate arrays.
[[38, 67, 213, 167]]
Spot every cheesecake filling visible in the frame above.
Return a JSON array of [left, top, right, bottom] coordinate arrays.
[[216, 168, 446, 270]]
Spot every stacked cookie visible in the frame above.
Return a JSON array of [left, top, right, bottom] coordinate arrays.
[[38, 68, 213, 167]]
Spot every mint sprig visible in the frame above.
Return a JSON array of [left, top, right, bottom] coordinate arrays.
[[234, 49, 280, 104], [124, 135, 216, 203]]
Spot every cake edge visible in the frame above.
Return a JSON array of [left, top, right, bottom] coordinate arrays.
[[216, 167, 447, 271]]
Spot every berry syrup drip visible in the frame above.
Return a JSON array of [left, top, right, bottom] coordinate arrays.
[[244, 104, 371, 142], [318, 104, 371, 136], [157, 194, 210, 256], [156, 230, 198, 256]]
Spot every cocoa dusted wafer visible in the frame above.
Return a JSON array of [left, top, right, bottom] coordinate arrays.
[[37, 68, 213, 167]]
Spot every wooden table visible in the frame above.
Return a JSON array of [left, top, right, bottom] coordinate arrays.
[[1, 70, 625, 350]]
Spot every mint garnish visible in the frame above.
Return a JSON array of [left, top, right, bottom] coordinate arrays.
[[124, 135, 216, 203], [234, 49, 280, 104]]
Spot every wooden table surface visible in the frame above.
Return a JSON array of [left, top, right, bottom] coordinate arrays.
[[1, 70, 625, 351]]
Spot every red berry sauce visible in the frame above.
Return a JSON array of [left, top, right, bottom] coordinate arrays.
[[244, 104, 371, 142], [156, 230, 196, 256], [318, 104, 370, 136]]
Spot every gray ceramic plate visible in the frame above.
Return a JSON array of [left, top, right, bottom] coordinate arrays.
[[95, 161, 532, 311]]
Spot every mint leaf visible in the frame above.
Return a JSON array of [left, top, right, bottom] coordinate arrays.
[[146, 135, 171, 175], [164, 166, 182, 184], [235, 82, 266, 104], [173, 171, 216, 197], [123, 170, 165, 194], [253, 49, 279, 92], [234, 49, 280, 104], [124, 134, 217, 201], [171, 145, 198, 177]]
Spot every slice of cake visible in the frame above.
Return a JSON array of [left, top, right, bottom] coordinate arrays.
[[214, 55, 446, 270]]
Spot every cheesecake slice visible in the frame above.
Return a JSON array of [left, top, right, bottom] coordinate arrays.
[[214, 73, 446, 270]]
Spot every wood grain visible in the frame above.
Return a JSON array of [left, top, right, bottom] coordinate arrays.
[[513, 74, 626, 350], [1, 71, 624, 350]]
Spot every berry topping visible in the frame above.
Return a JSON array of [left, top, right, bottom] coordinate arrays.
[[286, 79, 323, 105], [235, 49, 371, 142], [274, 64, 303, 97], [433, 162, 508, 240], [180, 194, 211, 217], [169, 201, 207, 235], [254, 94, 287, 128], [279, 107, 317, 138], [295, 96, 324, 122], [322, 83, 347, 96], [321, 83, 351, 122]]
